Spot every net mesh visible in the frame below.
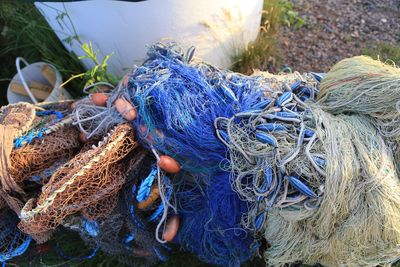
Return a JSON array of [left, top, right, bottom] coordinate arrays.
[[81, 193, 119, 221], [0, 209, 31, 262], [18, 124, 137, 241], [9, 126, 81, 183], [62, 150, 168, 266]]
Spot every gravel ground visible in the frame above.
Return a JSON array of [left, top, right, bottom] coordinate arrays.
[[280, 0, 400, 72]]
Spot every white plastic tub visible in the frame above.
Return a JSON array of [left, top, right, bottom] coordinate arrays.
[[7, 57, 72, 104], [35, 0, 263, 76]]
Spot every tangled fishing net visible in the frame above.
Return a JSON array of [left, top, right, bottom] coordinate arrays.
[[1, 43, 400, 267], [18, 123, 137, 240]]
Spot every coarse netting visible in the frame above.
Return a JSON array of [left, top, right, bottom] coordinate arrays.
[[18, 124, 137, 241], [81, 193, 119, 221], [0, 103, 37, 214], [9, 125, 81, 183], [0, 102, 36, 132], [0, 209, 31, 262], [62, 150, 170, 266]]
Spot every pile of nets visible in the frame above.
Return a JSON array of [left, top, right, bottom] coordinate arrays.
[[1, 43, 400, 267], [120, 46, 400, 266]]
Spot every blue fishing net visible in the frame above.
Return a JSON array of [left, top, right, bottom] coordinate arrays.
[[174, 172, 258, 266], [0, 210, 31, 264], [125, 43, 265, 173]]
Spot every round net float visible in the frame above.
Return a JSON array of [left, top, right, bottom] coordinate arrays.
[[114, 98, 136, 121], [157, 156, 181, 174], [162, 215, 180, 242], [91, 93, 108, 107]]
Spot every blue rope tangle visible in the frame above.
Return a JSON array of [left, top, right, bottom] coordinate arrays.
[[14, 128, 47, 148], [136, 167, 157, 202], [13, 110, 64, 148], [36, 110, 64, 120], [126, 43, 265, 173]]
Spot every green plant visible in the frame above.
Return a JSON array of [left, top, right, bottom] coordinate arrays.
[[61, 42, 119, 89], [230, 0, 285, 74], [279, 0, 306, 30], [363, 42, 400, 66]]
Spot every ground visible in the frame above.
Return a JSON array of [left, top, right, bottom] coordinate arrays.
[[280, 0, 400, 72]]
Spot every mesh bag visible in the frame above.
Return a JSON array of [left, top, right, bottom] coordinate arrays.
[[18, 124, 137, 241]]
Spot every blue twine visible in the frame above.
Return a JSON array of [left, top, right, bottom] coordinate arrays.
[[136, 167, 157, 202], [29, 160, 65, 182], [36, 110, 64, 120], [122, 233, 135, 245], [175, 172, 257, 266], [128, 184, 146, 229], [153, 246, 168, 262], [14, 128, 47, 148], [13, 109, 64, 149], [83, 219, 99, 238], [148, 175, 172, 222], [126, 43, 265, 173]]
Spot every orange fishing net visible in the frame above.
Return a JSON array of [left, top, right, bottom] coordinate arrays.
[[0, 103, 36, 213], [18, 124, 137, 241], [9, 126, 81, 183]]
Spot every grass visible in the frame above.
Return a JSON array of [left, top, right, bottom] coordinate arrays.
[[231, 0, 305, 74], [0, 1, 86, 105], [363, 42, 400, 66]]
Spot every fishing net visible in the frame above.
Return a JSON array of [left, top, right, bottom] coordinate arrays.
[[18, 124, 137, 241], [2, 44, 400, 267], [0, 101, 82, 245], [73, 43, 265, 173], [81, 193, 119, 221], [0, 209, 31, 262], [62, 149, 170, 266], [216, 57, 400, 266], [73, 95, 126, 139], [318, 56, 400, 137], [0, 103, 36, 214], [10, 125, 81, 183], [215, 72, 325, 233], [318, 56, 400, 174], [264, 110, 400, 266], [175, 171, 258, 266]]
